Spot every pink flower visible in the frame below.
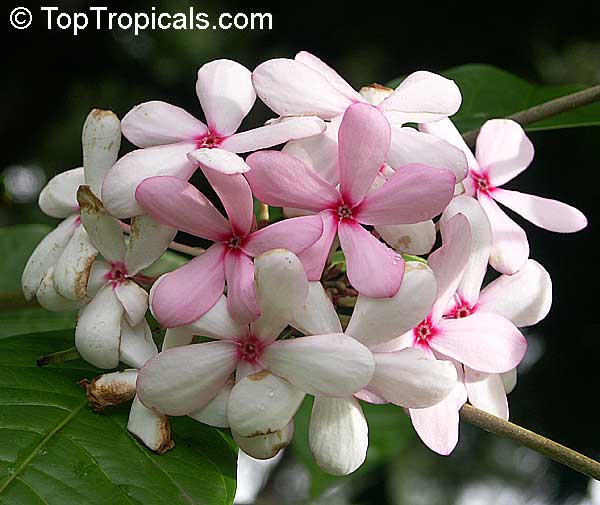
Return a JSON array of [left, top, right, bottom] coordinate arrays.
[[102, 59, 326, 218], [135, 168, 323, 327], [246, 102, 456, 297], [421, 118, 587, 273]]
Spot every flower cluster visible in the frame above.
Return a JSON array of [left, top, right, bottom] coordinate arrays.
[[23, 53, 586, 474]]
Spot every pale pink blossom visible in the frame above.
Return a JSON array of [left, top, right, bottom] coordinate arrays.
[[421, 118, 587, 273], [102, 59, 326, 218], [135, 165, 323, 327], [246, 102, 456, 297]]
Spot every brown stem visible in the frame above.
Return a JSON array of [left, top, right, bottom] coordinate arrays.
[[460, 404, 600, 480], [462, 84, 600, 147]]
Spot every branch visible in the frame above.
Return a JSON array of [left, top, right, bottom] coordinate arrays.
[[462, 84, 600, 147], [460, 404, 600, 480]]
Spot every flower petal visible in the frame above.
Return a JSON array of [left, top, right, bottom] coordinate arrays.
[[135, 176, 231, 241], [233, 421, 294, 460], [161, 328, 194, 350], [346, 261, 437, 348], [309, 397, 368, 476], [21, 215, 79, 300], [339, 103, 391, 207], [121, 101, 207, 148], [115, 280, 148, 327], [355, 164, 455, 225], [251, 249, 309, 343], [183, 294, 246, 340], [78, 185, 126, 263], [338, 220, 404, 298], [196, 59, 255, 136], [228, 371, 305, 437], [187, 147, 250, 175], [464, 368, 508, 420], [82, 109, 122, 196], [124, 215, 177, 274], [291, 281, 342, 335], [440, 195, 491, 306], [128, 396, 174, 453], [36, 267, 86, 311], [263, 333, 374, 396], [359, 84, 394, 105], [475, 119, 534, 186], [149, 243, 226, 327], [189, 377, 233, 428], [419, 118, 479, 171], [224, 249, 260, 324], [492, 188, 587, 233], [137, 340, 239, 415], [478, 193, 529, 274], [38, 167, 84, 218], [376, 221, 436, 255], [252, 58, 353, 119], [434, 312, 527, 373], [119, 319, 157, 369], [477, 259, 552, 327], [297, 211, 339, 281], [221, 116, 326, 153], [75, 284, 124, 369], [245, 150, 340, 212], [387, 127, 468, 182], [380, 71, 462, 124], [369, 348, 457, 408], [102, 141, 198, 219]]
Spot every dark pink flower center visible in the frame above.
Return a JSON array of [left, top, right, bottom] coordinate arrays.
[[106, 261, 128, 284], [413, 318, 437, 347], [197, 133, 222, 149], [471, 171, 494, 194], [448, 300, 477, 319], [337, 203, 353, 219], [237, 335, 264, 364], [228, 236, 243, 249]]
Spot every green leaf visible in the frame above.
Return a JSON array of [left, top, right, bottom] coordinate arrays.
[[0, 308, 77, 338], [291, 397, 413, 496], [387, 64, 600, 132], [0, 329, 237, 504], [141, 249, 189, 277]]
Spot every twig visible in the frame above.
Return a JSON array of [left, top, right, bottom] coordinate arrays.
[[257, 202, 270, 228], [37, 347, 81, 367], [460, 404, 600, 480], [462, 84, 600, 147]]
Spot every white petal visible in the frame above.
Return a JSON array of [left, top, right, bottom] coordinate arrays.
[[376, 221, 436, 255], [161, 327, 195, 351], [228, 371, 305, 437], [346, 262, 437, 349], [115, 280, 148, 327], [359, 84, 394, 106], [464, 367, 508, 420], [187, 148, 250, 174], [184, 295, 246, 340], [21, 215, 79, 300], [189, 377, 233, 428], [233, 421, 294, 460], [38, 167, 84, 218], [477, 259, 552, 327], [290, 281, 341, 335], [53, 224, 98, 301], [124, 215, 177, 274], [368, 348, 457, 408], [419, 118, 479, 171], [128, 395, 174, 453], [309, 396, 368, 476], [75, 284, 124, 369], [501, 369, 518, 394], [82, 109, 121, 196], [263, 333, 374, 397], [36, 266, 87, 311], [86, 260, 111, 297], [81, 369, 138, 410], [119, 319, 157, 369], [251, 250, 309, 343]]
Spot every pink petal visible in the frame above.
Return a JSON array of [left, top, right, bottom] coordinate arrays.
[[434, 312, 527, 373], [149, 244, 226, 327], [338, 219, 404, 298], [427, 213, 472, 322], [243, 214, 323, 259], [419, 118, 479, 171], [464, 368, 509, 420], [121, 101, 207, 148], [196, 59, 255, 136], [245, 150, 340, 212], [202, 168, 254, 237], [338, 103, 391, 207], [187, 147, 250, 175], [492, 188, 587, 233], [102, 142, 197, 219], [252, 58, 354, 119], [135, 176, 231, 241], [224, 249, 260, 324], [220, 116, 326, 153], [478, 193, 529, 274], [475, 119, 534, 186], [294, 51, 363, 102], [355, 163, 455, 225], [297, 211, 339, 281]]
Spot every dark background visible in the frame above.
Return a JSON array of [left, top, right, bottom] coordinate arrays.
[[3, 1, 599, 504]]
